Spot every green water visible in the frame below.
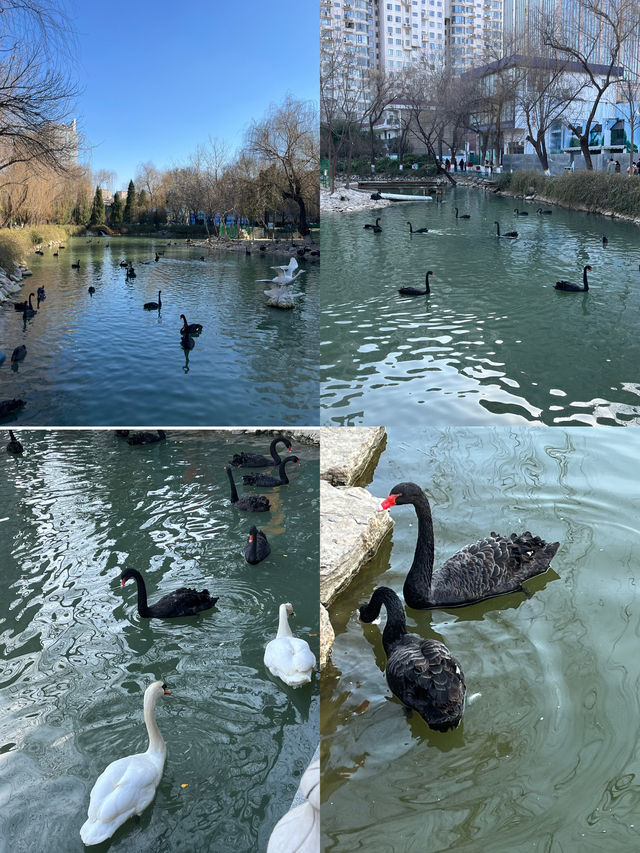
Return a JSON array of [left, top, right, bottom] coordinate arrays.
[[321, 426, 640, 851], [0, 239, 319, 425], [320, 191, 640, 426], [0, 430, 319, 852]]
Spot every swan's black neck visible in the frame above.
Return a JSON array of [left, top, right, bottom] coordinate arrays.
[[125, 569, 150, 617], [277, 456, 297, 483], [269, 436, 289, 463], [425, 272, 432, 293], [361, 587, 407, 653], [583, 266, 589, 290], [402, 492, 435, 607], [225, 466, 239, 503]]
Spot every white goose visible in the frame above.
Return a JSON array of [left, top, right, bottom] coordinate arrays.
[[80, 680, 170, 846], [264, 603, 316, 687]]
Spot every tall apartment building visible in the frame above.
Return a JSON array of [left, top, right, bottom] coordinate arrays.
[[321, 0, 503, 80]]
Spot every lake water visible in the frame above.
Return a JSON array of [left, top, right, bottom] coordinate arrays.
[[321, 426, 640, 852], [0, 430, 319, 852], [320, 191, 640, 426], [0, 239, 319, 425]]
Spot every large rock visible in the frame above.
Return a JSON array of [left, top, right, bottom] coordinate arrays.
[[320, 426, 386, 486], [320, 480, 393, 605]]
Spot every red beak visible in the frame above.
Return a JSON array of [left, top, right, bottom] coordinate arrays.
[[120, 578, 126, 587], [249, 535, 254, 542], [377, 493, 399, 512]]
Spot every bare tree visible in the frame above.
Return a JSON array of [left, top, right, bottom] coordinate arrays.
[[541, 0, 639, 169], [320, 33, 369, 192], [513, 56, 588, 172], [616, 66, 640, 174], [0, 0, 79, 177], [365, 70, 397, 164], [247, 95, 318, 237]]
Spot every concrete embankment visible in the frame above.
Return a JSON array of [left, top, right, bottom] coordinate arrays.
[[319, 426, 392, 668]]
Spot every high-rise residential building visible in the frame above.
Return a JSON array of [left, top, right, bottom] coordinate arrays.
[[322, 0, 504, 82]]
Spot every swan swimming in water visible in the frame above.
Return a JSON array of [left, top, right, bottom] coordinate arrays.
[[377, 481, 560, 608], [80, 680, 171, 846], [264, 603, 316, 687], [359, 586, 466, 730]]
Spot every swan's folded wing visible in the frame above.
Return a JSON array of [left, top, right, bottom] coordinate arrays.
[[387, 638, 465, 721], [88, 754, 161, 823], [290, 638, 316, 674]]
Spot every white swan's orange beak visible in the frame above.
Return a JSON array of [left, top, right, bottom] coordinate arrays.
[[377, 494, 399, 512], [163, 687, 171, 695]]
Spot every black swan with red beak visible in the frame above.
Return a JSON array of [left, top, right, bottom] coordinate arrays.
[[378, 482, 559, 609]]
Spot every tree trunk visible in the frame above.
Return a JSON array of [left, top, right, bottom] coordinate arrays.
[[579, 136, 593, 170]]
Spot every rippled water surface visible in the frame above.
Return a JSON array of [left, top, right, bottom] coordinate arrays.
[[321, 192, 640, 425], [0, 430, 319, 852], [322, 427, 640, 851], [0, 239, 319, 425]]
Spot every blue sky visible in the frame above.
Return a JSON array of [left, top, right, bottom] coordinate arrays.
[[69, 0, 319, 189]]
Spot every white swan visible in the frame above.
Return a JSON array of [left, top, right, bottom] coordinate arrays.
[[264, 603, 316, 687], [80, 680, 170, 846], [257, 257, 306, 285], [267, 756, 320, 853]]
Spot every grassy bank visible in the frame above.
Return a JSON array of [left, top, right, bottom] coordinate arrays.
[[0, 224, 84, 271], [504, 171, 640, 218]]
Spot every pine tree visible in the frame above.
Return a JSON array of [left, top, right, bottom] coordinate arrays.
[[123, 179, 137, 223], [110, 192, 123, 225], [89, 186, 105, 226]]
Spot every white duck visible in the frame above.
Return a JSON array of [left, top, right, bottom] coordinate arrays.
[[264, 603, 316, 687], [80, 680, 170, 846]]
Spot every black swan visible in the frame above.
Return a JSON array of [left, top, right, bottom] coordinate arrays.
[[494, 221, 518, 238], [359, 587, 466, 731], [126, 266, 137, 278], [37, 285, 45, 300], [71, 260, 80, 269], [11, 345, 26, 363], [377, 482, 559, 609], [555, 264, 592, 292], [245, 526, 271, 564], [229, 435, 292, 468], [6, 430, 23, 454], [514, 208, 529, 215], [225, 466, 270, 511], [120, 568, 218, 618], [242, 455, 300, 486], [406, 220, 429, 234], [364, 217, 382, 231], [180, 314, 203, 334], [0, 399, 25, 418], [602, 235, 608, 246], [454, 208, 470, 219], [88, 286, 95, 294], [119, 260, 129, 267], [181, 330, 195, 350], [399, 271, 432, 297], [143, 291, 161, 310], [15, 293, 35, 313], [537, 208, 552, 215], [13, 294, 31, 311], [127, 430, 166, 445], [22, 295, 37, 317]]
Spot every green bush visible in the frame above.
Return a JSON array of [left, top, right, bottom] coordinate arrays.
[[30, 229, 44, 245]]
